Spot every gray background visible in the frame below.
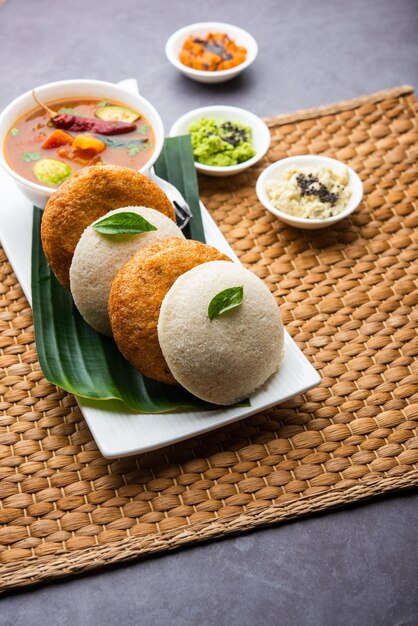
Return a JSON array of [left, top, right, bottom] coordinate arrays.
[[1, 0, 417, 624]]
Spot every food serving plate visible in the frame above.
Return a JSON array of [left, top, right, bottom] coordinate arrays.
[[0, 81, 320, 458]]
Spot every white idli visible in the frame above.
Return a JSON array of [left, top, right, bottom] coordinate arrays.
[[70, 206, 184, 336], [158, 261, 284, 405]]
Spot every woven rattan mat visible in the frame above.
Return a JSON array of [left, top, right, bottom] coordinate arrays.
[[1, 86, 417, 591]]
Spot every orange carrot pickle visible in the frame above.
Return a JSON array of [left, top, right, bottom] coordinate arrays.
[[180, 32, 247, 71]]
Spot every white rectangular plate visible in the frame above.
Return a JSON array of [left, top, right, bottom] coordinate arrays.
[[0, 85, 320, 458]]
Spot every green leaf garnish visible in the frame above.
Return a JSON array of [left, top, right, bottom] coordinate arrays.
[[126, 141, 151, 155], [127, 142, 142, 156], [94, 134, 148, 148], [93, 211, 157, 235], [208, 286, 244, 320], [10, 127, 19, 137], [58, 107, 83, 116], [138, 124, 151, 134], [22, 152, 41, 162], [97, 100, 110, 107]]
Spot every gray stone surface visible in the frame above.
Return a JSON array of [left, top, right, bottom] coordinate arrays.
[[1, 0, 417, 624], [2, 494, 418, 626]]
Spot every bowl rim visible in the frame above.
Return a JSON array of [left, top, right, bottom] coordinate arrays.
[[169, 104, 271, 174], [0, 78, 164, 197], [255, 155, 364, 226], [165, 21, 258, 78]]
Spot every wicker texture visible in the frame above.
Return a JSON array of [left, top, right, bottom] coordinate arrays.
[[0, 86, 417, 590]]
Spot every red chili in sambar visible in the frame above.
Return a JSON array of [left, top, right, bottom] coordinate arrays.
[[4, 97, 154, 187]]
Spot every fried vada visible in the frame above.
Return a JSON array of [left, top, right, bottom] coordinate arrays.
[[41, 165, 175, 289], [109, 238, 231, 384]]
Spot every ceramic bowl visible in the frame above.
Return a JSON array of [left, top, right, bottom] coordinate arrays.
[[256, 155, 363, 229], [0, 79, 165, 208], [165, 22, 258, 83], [170, 105, 270, 177]]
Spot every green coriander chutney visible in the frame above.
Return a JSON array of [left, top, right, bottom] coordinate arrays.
[[189, 118, 256, 167]]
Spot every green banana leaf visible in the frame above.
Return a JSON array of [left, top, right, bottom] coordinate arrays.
[[31, 136, 219, 413], [154, 136, 205, 243]]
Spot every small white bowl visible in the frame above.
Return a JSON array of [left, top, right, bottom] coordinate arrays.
[[0, 79, 165, 208], [170, 105, 270, 177], [165, 22, 258, 83], [256, 155, 363, 230]]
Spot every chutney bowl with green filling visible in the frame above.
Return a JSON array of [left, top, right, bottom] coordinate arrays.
[[169, 105, 271, 177]]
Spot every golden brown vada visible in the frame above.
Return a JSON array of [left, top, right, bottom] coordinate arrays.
[[109, 237, 231, 384], [41, 165, 175, 289]]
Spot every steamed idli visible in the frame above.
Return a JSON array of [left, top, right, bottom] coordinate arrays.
[[41, 164, 175, 289], [70, 207, 185, 336], [158, 261, 284, 405], [109, 238, 231, 384]]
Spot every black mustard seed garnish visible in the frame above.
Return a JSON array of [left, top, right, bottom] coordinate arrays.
[[220, 122, 248, 147], [296, 173, 339, 205]]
